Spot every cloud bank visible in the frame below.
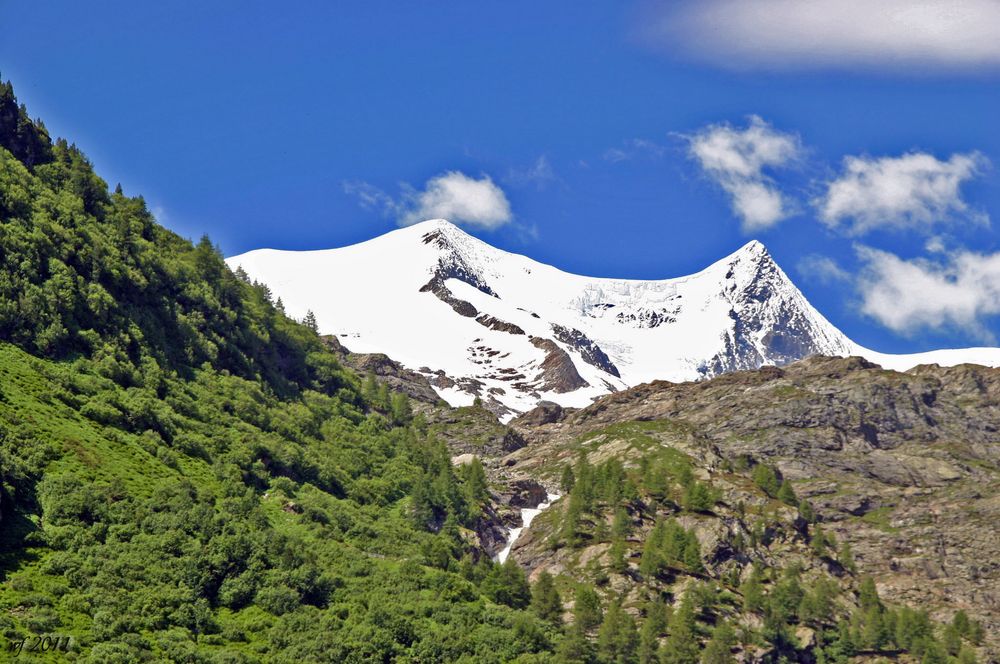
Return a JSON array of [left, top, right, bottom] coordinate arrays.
[[687, 116, 800, 231], [345, 171, 513, 230], [817, 152, 988, 235], [856, 246, 1000, 342], [648, 0, 1000, 71]]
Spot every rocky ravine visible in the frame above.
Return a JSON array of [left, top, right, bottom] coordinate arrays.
[[500, 355, 1000, 654]]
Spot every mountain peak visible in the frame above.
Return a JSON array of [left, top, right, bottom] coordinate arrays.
[[730, 239, 772, 263]]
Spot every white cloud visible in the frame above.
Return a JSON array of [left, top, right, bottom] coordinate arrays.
[[603, 139, 666, 163], [856, 245, 1000, 341], [506, 156, 556, 189], [344, 171, 513, 230], [797, 254, 850, 285], [817, 152, 988, 235], [647, 0, 1000, 71], [687, 116, 800, 231]]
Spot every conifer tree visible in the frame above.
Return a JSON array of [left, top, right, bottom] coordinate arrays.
[[560, 464, 576, 495], [638, 598, 668, 664], [302, 309, 318, 332], [660, 596, 699, 664], [573, 586, 603, 632], [751, 464, 780, 497], [597, 599, 639, 664], [609, 538, 628, 574], [701, 622, 736, 664], [776, 480, 798, 506], [838, 540, 857, 573], [740, 565, 765, 613], [683, 481, 713, 512], [531, 571, 563, 625]]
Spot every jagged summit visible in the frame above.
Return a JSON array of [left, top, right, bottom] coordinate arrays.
[[227, 220, 1000, 419]]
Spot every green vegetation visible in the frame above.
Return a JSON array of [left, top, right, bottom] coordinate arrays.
[[0, 79, 560, 662]]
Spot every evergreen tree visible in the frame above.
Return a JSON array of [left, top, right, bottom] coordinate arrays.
[[858, 576, 882, 613], [609, 538, 628, 574], [682, 532, 703, 572], [597, 599, 639, 664], [612, 507, 632, 539], [700, 622, 736, 664], [660, 596, 699, 664], [921, 640, 949, 664], [389, 391, 412, 425], [556, 624, 593, 664], [560, 464, 576, 495], [682, 481, 713, 512], [639, 520, 666, 579], [838, 540, 856, 573], [776, 480, 798, 506], [951, 609, 971, 638], [531, 571, 563, 625], [482, 558, 532, 609], [751, 464, 780, 497], [956, 646, 978, 664], [941, 622, 963, 657], [574, 586, 603, 632], [740, 565, 765, 613], [302, 309, 318, 332], [562, 490, 584, 547], [638, 598, 668, 664]]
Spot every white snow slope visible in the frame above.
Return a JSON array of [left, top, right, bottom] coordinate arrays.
[[227, 219, 1000, 418]]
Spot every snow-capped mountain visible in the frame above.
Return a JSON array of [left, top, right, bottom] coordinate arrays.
[[227, 219, 1000, 418]]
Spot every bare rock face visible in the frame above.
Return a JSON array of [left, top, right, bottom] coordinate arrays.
[[510, 401, 566, 428], [498, 478, 548, 508], [476, 314, 526, 335], [530, 337, 589, 393], [551, 324, 620, 377], [321, 336, 441, 404], [505, 355, 1000, 652]]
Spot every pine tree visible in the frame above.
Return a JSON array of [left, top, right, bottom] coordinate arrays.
[[302, 309, 318, 332], [956, 646, 978, 664], [858, 576, 881, 613], [942, 622, 963, 657], [531, 571, 563, 625], [638, 598, 668, 664], [608, 538, 628, 574], [921, 640, 949, 664], [562, 491, 583, 547], [776, 480, 798, 506], [751, 464, 780, 497], [597, 599, 639, 664], [390, 391, 412, 425], [683, 481, 713, 512], [682, 532, 703, 572], [612, 507, 632, 539], [482, 558, 531, 609], [556, 624, 593, 664], [740, 565, 765, 613], [838, 540, 856, 573], [573, 586, 603, 632], [701, 622, 736, 664], [639, 521, 665, 579], [560, 465, 576, 495], [660, 596, 699, 664]]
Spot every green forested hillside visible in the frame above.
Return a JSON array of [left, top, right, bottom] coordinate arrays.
[[0, 80, 554, 662]]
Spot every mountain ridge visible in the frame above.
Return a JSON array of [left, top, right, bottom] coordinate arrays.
[[227, 219, 1000, 418]]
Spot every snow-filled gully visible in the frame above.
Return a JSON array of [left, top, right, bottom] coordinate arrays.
[[495, 493, 559, 564]]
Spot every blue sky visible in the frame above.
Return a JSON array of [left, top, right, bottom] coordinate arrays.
[[2, 1, 999, 353]]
